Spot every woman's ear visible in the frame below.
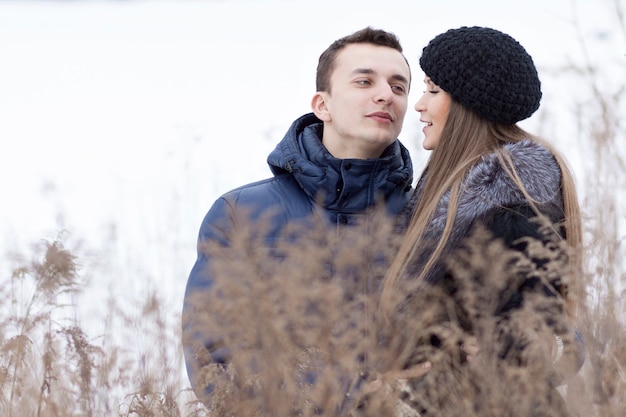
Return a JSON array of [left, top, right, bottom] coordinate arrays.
[[311, 92, 331, 122]]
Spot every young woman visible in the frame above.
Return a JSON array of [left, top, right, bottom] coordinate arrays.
[[376, 26, 584, 416]]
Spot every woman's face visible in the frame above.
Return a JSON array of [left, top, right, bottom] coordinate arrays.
[[414, 77, 452, 150]]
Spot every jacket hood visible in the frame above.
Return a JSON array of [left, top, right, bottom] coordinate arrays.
[[267, 112, 413, 211]]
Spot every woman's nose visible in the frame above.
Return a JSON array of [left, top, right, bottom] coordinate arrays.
[[414, 96, 425, 112]]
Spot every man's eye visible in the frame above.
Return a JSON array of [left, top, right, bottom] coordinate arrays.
[[392, 85, 407, 94], [356, 79, 371, 85]]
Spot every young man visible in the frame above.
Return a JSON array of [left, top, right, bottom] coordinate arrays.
[[182, 26, 414, 407]]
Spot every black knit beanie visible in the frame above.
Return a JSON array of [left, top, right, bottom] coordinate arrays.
[[419, 26, 542, 124]]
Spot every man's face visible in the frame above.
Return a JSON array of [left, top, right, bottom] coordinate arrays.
[[313, 43, 411, 159]]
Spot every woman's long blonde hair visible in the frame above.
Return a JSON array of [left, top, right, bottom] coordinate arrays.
[[381, 101, 582, 316]]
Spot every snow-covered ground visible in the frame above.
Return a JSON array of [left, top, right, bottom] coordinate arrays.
[[0, 0, 623, 345]]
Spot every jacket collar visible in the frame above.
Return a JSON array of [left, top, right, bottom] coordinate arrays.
[[267, 113, 413, 211]]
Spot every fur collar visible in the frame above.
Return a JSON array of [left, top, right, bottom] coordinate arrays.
[[400, 140, 564, 278]]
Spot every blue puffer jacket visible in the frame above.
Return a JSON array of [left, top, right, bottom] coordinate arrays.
[[182, 112, 413, 401]]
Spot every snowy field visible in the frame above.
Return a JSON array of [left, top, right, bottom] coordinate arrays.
[[0, 0, 624, 342]]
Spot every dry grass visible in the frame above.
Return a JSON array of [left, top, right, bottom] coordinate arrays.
[[184, 212, 602, 417], [0, 240, 199, 417], [1, 202, 623, 417]]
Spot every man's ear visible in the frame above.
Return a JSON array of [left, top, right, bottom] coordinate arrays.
[[311, 92, 331, 122]]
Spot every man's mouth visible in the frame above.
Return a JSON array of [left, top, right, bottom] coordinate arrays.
[[368, 112, 393, 121]]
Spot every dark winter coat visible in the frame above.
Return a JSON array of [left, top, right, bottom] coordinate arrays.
[[402, 139, 566, 285], [382, 140, 583, 417], [182, 112, 413, 402]]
